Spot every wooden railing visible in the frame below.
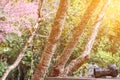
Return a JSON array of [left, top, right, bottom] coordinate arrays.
[[45, 77, 120, 80]]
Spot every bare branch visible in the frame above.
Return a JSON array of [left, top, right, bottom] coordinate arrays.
[[1, 23, 38, 80]]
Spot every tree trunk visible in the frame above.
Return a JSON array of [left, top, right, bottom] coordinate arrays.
[[50, 0, 100, 77], [32, 0, 69, 80], [38, 0, 43, 18], [60, 0, 111, 76]]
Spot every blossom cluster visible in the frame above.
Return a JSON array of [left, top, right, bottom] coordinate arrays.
[[0, 0, 38, 41]]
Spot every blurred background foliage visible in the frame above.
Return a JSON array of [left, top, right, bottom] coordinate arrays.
[[0, 0, 120, 79]]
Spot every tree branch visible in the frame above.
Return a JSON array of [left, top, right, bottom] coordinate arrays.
[[1, 23, 38, 80], [61, 0, 111, 76]]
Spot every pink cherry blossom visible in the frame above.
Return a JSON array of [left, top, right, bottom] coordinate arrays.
[[0, 0, 38, 41]]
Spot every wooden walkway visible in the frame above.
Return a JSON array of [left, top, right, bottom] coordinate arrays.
[[45, 77, 120, 80]]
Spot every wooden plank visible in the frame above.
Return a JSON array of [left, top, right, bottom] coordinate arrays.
[[45, 77, 120, 80]]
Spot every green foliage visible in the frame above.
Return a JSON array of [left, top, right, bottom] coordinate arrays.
[[73, 63, 88, 77], [0, 62, 8, 77], [23, 50, 33, 66], [91, 51, 115, 66], [90, 50, 120, 74]]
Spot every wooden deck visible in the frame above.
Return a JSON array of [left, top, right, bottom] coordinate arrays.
[[45, 77, 120, 80]]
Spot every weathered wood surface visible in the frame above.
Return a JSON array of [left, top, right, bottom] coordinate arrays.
[[45, 77, 120, 80]]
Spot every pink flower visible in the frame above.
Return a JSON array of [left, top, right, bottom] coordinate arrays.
[[0, 33, 5, 41], [0, 0, 8, 7], [0, 0, 38, 41]]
